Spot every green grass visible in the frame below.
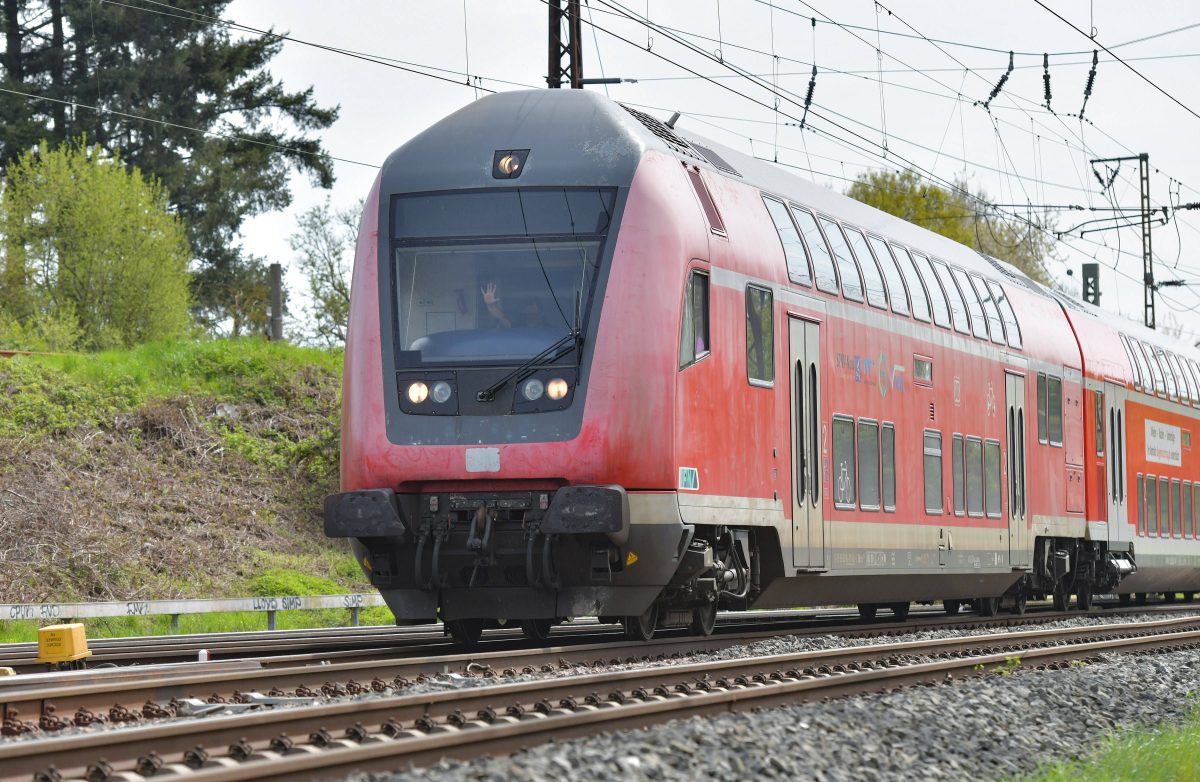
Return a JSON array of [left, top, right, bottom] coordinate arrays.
[[1017, 706, 1200, 782]]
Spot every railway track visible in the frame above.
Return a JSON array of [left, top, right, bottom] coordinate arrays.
[[3, 613, 1198, 782]]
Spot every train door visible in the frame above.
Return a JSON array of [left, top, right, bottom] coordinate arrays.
[[789, 317, 824, 569], [1005, 372, 1029, 567], [1104, 381, 1130, 543]]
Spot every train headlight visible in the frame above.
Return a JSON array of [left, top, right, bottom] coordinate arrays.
[[407, 382, 429, 404], [546, 377, 570, 400], [521, 378, 545, 401], [431, 381, 453, 404]]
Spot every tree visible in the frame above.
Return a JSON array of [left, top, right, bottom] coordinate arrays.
[[0, 138, 192, 349], [846, 169, 1056, 286], [0, 1, 338, 326], [289, 199, 358, 345]]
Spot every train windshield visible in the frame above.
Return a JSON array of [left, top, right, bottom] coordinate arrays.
[[391, 188, 616, 368]]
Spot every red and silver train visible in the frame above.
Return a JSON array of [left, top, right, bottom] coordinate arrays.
[[325, 89, 1199, 644]]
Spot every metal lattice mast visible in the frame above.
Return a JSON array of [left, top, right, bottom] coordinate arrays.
[[547, 0, 583, 89]]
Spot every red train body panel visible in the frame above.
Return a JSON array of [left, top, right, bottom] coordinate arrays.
[[326, 89, 1196, 640]]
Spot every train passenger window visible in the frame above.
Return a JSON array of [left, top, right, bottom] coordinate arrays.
[[912, 252, 951, 328], [858, 419, 881, 511], [790, 207, 840, 295], [966, 437, 984, 517], [923, 430, 943, 514], [1185, 481, 1193, 538], [893, 245, 931, 322], [1119, 334, 1142, 390], [1037, 373, 1048, 444], [1047, 376, 1063, 446], [970, 274, 1006, 345], [762, 196, 812, 286], [952, 434, 965, 516], [1159, 477, 1170, 537], [1137, 341, 1165, 395], [1193, 483, 1200, 538], [1168, 352, 1192, 403], [1172, 479, 1183, 536], [1137, 474, 1145, 536], [833, 415, 856, 510], [867, 236, 909, 316], [882, 423, 896, 512], [1156, 348, 1178, 400], [984, 439, 1001, 518], [819, 218, 865, 303], [1189, 359, 1200, 404], [745, 285, 774, 386], [932, 260, 970, 334], [844, 227, 888, 309], [1094, 390, 1104, 456], [1147, 475, 1157, 536], [1127, 338, 1151, 394], [678, 270, 710, 369], [987, 281, 1023, 350], [952, 268, 988, 339]]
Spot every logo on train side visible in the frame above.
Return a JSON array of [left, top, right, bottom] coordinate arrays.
[[678, 466, 700, 491], [834, 351, 906, 398]]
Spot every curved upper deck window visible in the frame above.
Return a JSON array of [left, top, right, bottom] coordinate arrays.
[[912, 252, 951, 328], [790, 206, 840, 295], [893, 245, 931, 322], [844, 227, 889, 309], [986, 280, 1023, 350], [931, 259, 970, 334], [819, 217, 864, 302], [970, 274, 1005, 344], [867, 236, 909, 316], [390, 187, 615, 368], [762, 196, 812, 286], [952, 267, 989, 339]]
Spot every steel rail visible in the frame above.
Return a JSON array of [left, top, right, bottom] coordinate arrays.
[[3, 615, 1199, 782]]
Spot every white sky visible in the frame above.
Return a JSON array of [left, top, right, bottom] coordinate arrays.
[[225, 0, 1200, 341]]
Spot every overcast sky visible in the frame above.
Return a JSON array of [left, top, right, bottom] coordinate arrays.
[[225, 0, 1200, 340]]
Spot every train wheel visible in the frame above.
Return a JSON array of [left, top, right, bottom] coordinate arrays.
[[890, 602, 910, 621], [1009, 594, 1028, 615], [690, 601, 718, 637], [1185, 592, 1195, 603], [1118, 594, 1132, 607], [446, 619, 484, 647], [1052, 583, 1070, 612], [976, 596, 999, 617], [857, 603, 878, 621], [1136, 592, 1148, 605], [623, 602, 659, 642], [1164, 592, 1177, 603], [520, 619, 555, 644], [943, 599, 961, 616], [1077, 586, 1093, 612]]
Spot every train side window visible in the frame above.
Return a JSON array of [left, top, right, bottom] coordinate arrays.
[[923, 429, 943, 514], [678, 270, 710, 369], [1168, 351, 1192, 403], [882, 423, 896, 512], [819, 218, 865, 302], [1119, 334, 1142, 391], [952, 434, 965, 516], [1094, 390, 1104, 456], [1172, 479, 1183, 536], [1137, 340, 1165, 395], [952, 267, 988, 339], [984, 439, 1001, 518], [966, 437, 984, 517], [858, 419, 881, 511], [762, 195, 813, 286], [790, 206, 840, 295], [1189, 359, 1200, 404], [833, 415, 857, 510], [867, 236, 910, 316], [1159, 477, 1170, 537], [971, 274, 1006, 344], [1185, 481, 1193, 538], [745, 285, 774, 386], [1147, 475, 1158, 536], [987, 281, 1023, 349], [844, 227, 888, 309], [932, 260, 970, 334], [1156, 347, 1178, 400], [1137, 474, 1145, 536], [893, 245, 931, 322], [1129, 338, 1154, 394], [1037, 373, 1048, 444], [1193, 483, 1200, 538], [912, 252, 951, 328], [1047, 375, 1063, 446]]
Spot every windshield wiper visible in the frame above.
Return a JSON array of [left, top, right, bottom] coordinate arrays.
[[476, 330, 581, 402]]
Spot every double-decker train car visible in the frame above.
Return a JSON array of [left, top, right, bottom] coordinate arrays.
[[325, 88, 1192, 644]]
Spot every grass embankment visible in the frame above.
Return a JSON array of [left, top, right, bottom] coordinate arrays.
[[1017, 706, 1200, 782], [0, 339, 391, 642]]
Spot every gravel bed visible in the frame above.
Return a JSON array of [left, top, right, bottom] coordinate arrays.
[[353, 646, 1200, 782], [4, 610, 1196, 745]]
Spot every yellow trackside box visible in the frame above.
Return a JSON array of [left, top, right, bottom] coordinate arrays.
[[36, 623, 92, 664]]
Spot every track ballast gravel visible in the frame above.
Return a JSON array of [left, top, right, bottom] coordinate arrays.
[[347, 626, 1200, 781]]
